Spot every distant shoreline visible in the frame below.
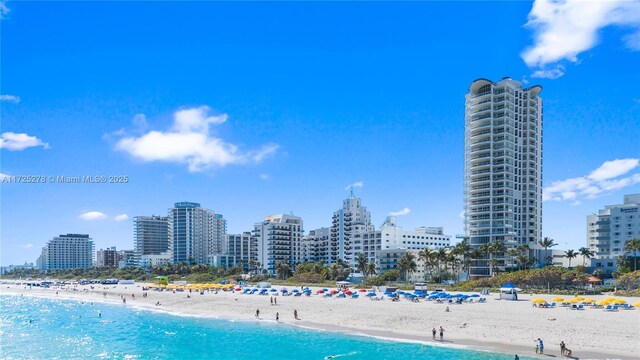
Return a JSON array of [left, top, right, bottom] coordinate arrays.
[[1, 283, 637, 360]]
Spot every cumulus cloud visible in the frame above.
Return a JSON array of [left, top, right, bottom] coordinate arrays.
[[259, 173, 270, 181], [544, 158, 640, 202], [521, 0, 640, 78], [114, 106, 278, 172], [21, 243, 34, 249], [0, 132, 49, 151], [0, 94, 20, 103], [78, 211, 108, 221], [114, 214, 129, 222], [390, 207, 411, 216], [345, 181, 364, 191]]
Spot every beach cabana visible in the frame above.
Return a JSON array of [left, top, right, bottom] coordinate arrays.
[[499, 283, 521, 300]]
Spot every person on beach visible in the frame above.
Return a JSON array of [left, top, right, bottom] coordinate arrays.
[[274, 298, 277, 305], [564, 348, 572, 357], [270, 296, 273, 305], [294, 309, 298, 320], [156, 302, 161, 306], [535, 344, 539, 354], [432, 327, 436, 339], [514, 355, 519, 360], [439, 326, 444, 341], [537, 338, 544, 354], [276, 312, 279, 322], [256, 309, 260, 318], [99, 311, 101, 318], [445, 306, 450, 312], [560, 341, 566, 355]]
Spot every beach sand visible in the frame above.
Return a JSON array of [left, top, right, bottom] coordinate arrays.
[[2, 283, 638, 359]]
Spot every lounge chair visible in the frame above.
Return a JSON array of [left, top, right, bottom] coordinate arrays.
[[621, 304, 635, 310], [478, 298, 486, 303], [577, 304, 584, 310], [612, 305, 620, 311], [604, 305, 613, 311], [549, 302, 557, 308]]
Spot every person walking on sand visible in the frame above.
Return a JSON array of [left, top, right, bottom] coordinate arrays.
[[514, 355, 519, 360], [432, 327, 436, 339], [256, 309, 260, 318], [294, 309, 298, 320], [270, 296, 273, 305], [276, 312, 279, 322], [560, 341, 566, 356], [274, 298, 277, 305], [439, 326, 444, 341]]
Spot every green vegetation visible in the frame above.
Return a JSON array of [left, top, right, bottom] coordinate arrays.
[[451, 266, 591, 292]]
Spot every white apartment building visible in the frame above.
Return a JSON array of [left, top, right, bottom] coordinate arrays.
[[37, 234, 94, 270], [587, 194, 640, 260], [139, 254, 172, 268], [330, 191, 375, 267], [253, 214, 303, 275], [301, 227, 330, 263], [169, 202, 226, 265], [464, 77, 544, 277], [224, 232, 258, 272], [379, 216, 451, 251]]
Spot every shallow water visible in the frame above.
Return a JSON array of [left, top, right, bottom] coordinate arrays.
[[0, 295, 530, 359]]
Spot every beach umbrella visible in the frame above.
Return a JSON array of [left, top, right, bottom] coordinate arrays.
[[551, 297, 565, 302], [303, 289, 311, 293], [574, 296, 585, 301], [317, 290, 324, 294], [359, 289, 367, 292], [568, 298, 580, 303], [322, 288, 329, 291], [596, 300, 609, 306], [345, 291, 352, 295], [330, 290, 338, 294], [366, 292, 376, 297], [292, 289, 300, 293], [338, 293, 346, 298], [633, 302, 640, 307], [531, 298, 547, 303], [470, 294, 480, 297], [280, 289, 288, 293], [612, 299, 626, 304], [270, 289, 277, 292]]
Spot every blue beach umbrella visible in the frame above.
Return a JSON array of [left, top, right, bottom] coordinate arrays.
[[322, 288, 329, 292], [280, 289, 288, 293], [292, 289, 299, 293], [366, 292, 376, 297], [270, 289, 277, 292], [470, 294, 480, 297]]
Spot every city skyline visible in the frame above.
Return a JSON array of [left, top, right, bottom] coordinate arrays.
[[2, 1, 640, 265]]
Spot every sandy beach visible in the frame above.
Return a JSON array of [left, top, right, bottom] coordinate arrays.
[[2, 282, 638, 360]]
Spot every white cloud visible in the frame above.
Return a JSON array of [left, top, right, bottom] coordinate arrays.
[[530, 65, 565, 79], [390, 207, 411, 216], [0, 132, 49, 151], [0, 94, 20, 103], [78, 211, 107, 221], [114, 214, 129, 222], [345, 181, 364, 191], [544, 158, 640, 202], [21, 243, 34, 249], [259, 173, 270, 181], [0, 1, 9, 19], [114, 106, 278, 172], [458, 211, 465, 219], [521, 0, 640, 78]]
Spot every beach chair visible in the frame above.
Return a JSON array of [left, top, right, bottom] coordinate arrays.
[[549, 302, 556, 308], [478, 298, 486, 303], [612, 305, 619, 311], [604, 305, 613, 311], [577, 304, 584, 310], [622, 305, 635, 310]]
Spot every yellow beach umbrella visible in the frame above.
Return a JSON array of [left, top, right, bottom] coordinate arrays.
[[574, 296, 585, 301], [551, 297, 565, 302], [532, 298, 547, 303], [596, 300, 609, 306], [612, 299, 626, 304], [633, 302, 640, 307], [583, 298, 596, 303], [568, 298, 580, 303]]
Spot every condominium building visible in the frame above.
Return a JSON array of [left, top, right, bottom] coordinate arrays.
[[253, 214, 303, 275], [587, 194, 640, 260], [330, 191, 375, 267], [169, 202, 226, 264], [302, 227, 330, 263], [225, 232, 258, 272], [464, 77, 543, 277], [134, 215, 170, 266], [37, 234, 94, 270], [96, 246, 120, 267], [379, 216, 450, 251]]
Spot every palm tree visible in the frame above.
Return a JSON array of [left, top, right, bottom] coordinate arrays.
[[539, 237, 557, 266], [436, 248, 448, 281], [275, 262, 290, 280], [489, 241, 506, 276], [365, 263, 377, 277], [623, 238, 640, 271], [578, 247, 595, 267], [397, 253, 417, 282], [417, 248, 434, 281], [564, 249, 577, 268], [355, 253, 368, 274]]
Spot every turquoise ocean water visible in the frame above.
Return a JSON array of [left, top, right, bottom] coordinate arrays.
[[0, 295, 529, 360]]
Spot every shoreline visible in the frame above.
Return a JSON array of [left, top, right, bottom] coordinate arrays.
[[1, 284, 637, 360]]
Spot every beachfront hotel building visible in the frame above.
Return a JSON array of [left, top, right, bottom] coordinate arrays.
[[224, 232, 258, 272], [169, 202, 227, 265], [134, 215, 170, 266], [330, 190, 375, 267], [587, 194, 640, 268], [37, 234, 94, 270], [464, 77, 544, 278], [302, 227, 330, 263], [252, 214, 303, 275]]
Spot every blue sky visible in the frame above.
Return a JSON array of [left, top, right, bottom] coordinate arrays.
[[1, 1, 639, 265]]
